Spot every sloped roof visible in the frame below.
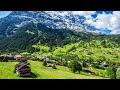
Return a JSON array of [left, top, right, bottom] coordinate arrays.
[[14, 55, 24, 58], [15, 62, 30, 70], [15, 62, 25, 68], [86, 67, 94, 73], [17, 64, 30, 70], [8, 55, 14, 57]]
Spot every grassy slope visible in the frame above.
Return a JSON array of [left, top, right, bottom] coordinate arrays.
[[45, 42, 120, 63], [0, 60, 107, 79]]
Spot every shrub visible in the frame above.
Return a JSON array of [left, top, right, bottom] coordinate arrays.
[[82, 61, 87, 67], [92, 63, 105, 70], [27, 63, 30, 65], [116, 67, 120, 79], [95, 72, 99, 76], [13, 69, 16, 73], [52, 64, 57, 69], [106, 65, 117, 79], [43, 60, 47, 66], [61, 61, 68, 66], [68, 60, 82, 73], [2, 56, 9, 62], [99, 72, 103, 77]]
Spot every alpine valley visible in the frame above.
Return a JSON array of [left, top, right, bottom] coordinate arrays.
[[0, 11, 120, 79]]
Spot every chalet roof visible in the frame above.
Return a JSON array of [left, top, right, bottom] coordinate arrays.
[[14, 55, 24, 58], [37, 57, 44, 59], [87, 69, 93, 72], [0, 55, 4, 57], [48, 63, 54, 67], [15, 62, 25, 68], [17, 64, 30, 70], [86, 67, 94, 73], [15, 62, 30, 70], [8, 55, 14, 57], [0, 55, 4, 56], [9, 53, 15, 56]]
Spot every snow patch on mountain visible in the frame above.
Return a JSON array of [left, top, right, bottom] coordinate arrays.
[[3, 11, 101, 35]]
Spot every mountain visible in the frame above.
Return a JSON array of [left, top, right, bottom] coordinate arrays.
[[0, 11, 99, 38], [0, 11, 115, 52]]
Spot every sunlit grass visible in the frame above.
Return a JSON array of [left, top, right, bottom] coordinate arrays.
[[0, 60, 107, 79]]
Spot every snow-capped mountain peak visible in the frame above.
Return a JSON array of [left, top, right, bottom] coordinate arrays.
[[1, 11, 100, 36]]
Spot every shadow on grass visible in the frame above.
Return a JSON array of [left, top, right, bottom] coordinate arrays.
[[21, 72, 38, 78], [30, 72, 38, 78]]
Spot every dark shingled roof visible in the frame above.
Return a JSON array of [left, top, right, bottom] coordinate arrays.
[[15, 62, 30, 70]]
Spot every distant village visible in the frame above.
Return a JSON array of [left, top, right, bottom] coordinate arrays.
[[0, 53, 110, 77], [0, 53, 60, 77]]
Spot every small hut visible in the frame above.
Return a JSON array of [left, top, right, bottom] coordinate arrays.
[[0, 55, 4, 60], [15, 62, 31, 77], [8, 53, 15, 60], [85, 68, 95, 74], [48, 63, 54, 67], [47, 63, 56, 69], [14, 55, 27, 63], [36, 57, 44, 62]]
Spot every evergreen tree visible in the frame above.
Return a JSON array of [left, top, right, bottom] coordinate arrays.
[[2, 56, 9, 62], [116, 67, 120, 79], [43, 60, 47, 66], [82, 60, 87, 67], [106, 65, 117, 79], [52, 64, 57, 69], [68, 60, 82, 73]]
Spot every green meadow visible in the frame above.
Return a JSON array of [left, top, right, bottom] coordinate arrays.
[[0, 60, 107, 79]]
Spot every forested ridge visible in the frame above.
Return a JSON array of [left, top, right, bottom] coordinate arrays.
[[0, 21, 120, 53]]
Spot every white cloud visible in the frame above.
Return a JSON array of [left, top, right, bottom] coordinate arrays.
[[111, 30, 120, 34], [83, 11, 120, 34], [85, 14, 94, 20], [15, 11, 120, 35], [72, 11, 96, 16], [2, 11, 120, 34], [85, 12, 112, 29]]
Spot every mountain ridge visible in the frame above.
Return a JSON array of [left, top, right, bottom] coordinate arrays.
[[0, 11, 118, 52]]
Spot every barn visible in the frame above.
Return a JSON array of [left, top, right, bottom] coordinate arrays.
[[14, 55, 27, 63], [15, 62, 31, 77]]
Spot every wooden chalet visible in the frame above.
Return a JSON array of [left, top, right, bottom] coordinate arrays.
[[85, 68, 95, 74], [48, 63, 54, 67], [8, 53, 15, 60], [0, 55, 4, 60], [14, 55, 27, 63], [47, 63, 56, 69], [15, 62, 31, 76], [36, 57, 44, 62]]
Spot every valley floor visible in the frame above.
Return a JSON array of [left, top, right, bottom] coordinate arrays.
[[0, 60, 108, 79]]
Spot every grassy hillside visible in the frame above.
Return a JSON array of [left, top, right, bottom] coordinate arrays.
[[0, 60, 107, 79], [33, 41, 120, 63]]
